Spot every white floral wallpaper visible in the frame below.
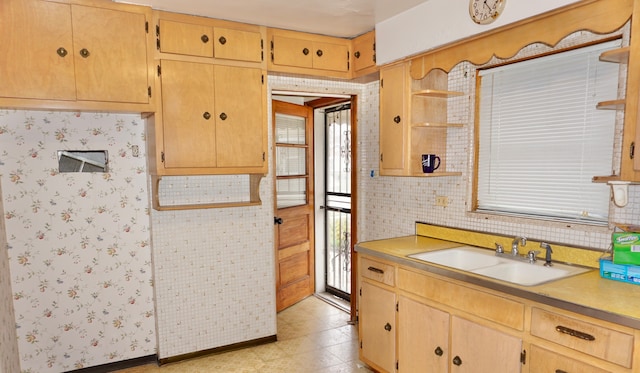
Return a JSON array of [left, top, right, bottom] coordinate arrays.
[[0, 181, 20, 373], [0, 110, 156, 373]]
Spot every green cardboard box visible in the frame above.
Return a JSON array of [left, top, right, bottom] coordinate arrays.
[[612, 232, 640, 265]]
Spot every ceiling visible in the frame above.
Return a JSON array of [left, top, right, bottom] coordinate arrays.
[[115, 0, 430, 38]]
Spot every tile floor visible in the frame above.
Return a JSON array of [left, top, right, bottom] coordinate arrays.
[[113, 296, 373, 372]]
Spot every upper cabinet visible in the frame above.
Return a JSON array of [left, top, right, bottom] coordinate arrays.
[[351, 30, 376, 77], [379, 63, 408, 176], [268, 28, 351, 79], [0, 0, 153, 112], [156, 13, 264, 63]]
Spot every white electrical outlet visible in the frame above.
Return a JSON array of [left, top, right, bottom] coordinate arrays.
[[436, 196, 449, 207], [132, 145, 139, 157]]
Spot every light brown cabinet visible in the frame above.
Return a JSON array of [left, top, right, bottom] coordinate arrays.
[[0, 0, 152, 110], [529, 344, 610, 373], [268, 28, 351, 78], [398, 295, 449, 372], [379, 63, 408, 175], [351, 30, 376, 76], [360, 281, 396, 373], [379, 62, 463, 177], [153, 60, 266, 174], [156, 15, 263, 63]]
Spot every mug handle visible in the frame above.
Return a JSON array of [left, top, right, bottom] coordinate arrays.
[[433, 156, 441, 170]]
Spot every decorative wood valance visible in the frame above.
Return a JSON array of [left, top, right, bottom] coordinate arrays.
[[409, 0, 633, 79]]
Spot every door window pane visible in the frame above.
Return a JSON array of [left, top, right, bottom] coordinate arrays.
[[277, 178, 307, 208]]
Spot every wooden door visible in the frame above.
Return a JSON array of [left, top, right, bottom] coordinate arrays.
[[0, 0, 75, 100], [72, 5, 149, 103], [213, 27, 263, 62], [214, 66, 265, 169], [161, 60, 216, 169], [379, 64, 408, 174], [451, 316, 522, 373], [360, 281, 396, 373], [398, 295, 449, 372], [312, 41, 349, 72], [274, 100, 315, 311]]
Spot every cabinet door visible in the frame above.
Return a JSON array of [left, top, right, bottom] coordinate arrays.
[[72, 5, 149, 103], [312, 41, 349, 72], [379, 64, 408, 174], [161, 60, 216, 169], [272, 35, 313, 69], [158, 19, 214, 58], [352, 31, 376, 72], [213, 27, 262, 62], [214, 66, 265, 169], [529, 345, 609, 373], [451, 316, 522, 373], [360, 282, 396, 373], [0, 0, 75, 100], [398, 296, 449, 372]]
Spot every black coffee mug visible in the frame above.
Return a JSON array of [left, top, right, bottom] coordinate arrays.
[[421, 154, 441, 173]]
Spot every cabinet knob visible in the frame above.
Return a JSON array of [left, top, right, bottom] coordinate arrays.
[[316, 49, 323, 57], [203, 112, 211, 120], [56, 47, 68, 57], [452, 356, 462, 366], [384, 322, 392, 332], [302, 48, 309, 56], [434, 346, 443, 356], [354, 51, 361, 59], [219, 112, 228, 121], [201, 35, 209, 43], [393, 115, 401, 124], [218, 36, 227, 45], [79, 48, 90, 58]]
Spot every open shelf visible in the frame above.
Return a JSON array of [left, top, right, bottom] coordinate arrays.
[[411, 122, 464, 128], [599, 46, 629, 64], [410, 172, 463, 177], [597, 99, 626, 110], [412, 89, 465, 98]]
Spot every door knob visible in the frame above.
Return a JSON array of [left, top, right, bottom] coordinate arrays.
[[384, 322, 392, 331], [452, 356, 462, 366], [393, 115, 401, 123]]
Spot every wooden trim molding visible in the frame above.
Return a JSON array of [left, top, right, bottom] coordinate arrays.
[[409, 0, 633, 79]]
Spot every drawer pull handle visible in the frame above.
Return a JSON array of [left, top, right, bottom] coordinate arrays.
[[555, 370, 567, 373], [367, 266, 384, 274], [555, 325, 595, 341]]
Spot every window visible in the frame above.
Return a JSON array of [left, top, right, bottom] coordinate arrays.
[[476, 39, 621, 224]]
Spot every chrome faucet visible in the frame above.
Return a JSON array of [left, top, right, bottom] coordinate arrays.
[[511, 236, 527, 256]]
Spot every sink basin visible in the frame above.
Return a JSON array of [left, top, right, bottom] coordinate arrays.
[[408, 245, 592, 286], [409, 246, 508, 271], [471, 261, 590, 286]]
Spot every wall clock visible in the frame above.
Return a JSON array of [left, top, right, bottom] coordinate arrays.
[[469, 0, 506, 25]]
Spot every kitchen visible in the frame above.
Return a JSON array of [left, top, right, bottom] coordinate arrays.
[[1, 0, 640, 372]]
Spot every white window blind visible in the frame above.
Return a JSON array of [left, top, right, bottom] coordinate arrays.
[[477, 40, 621, 223]]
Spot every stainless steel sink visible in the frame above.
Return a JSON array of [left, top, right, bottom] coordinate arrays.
[[408, 246, 592, 286]]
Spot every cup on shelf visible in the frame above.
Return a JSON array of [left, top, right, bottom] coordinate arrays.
[[421, 154, 440, 173]]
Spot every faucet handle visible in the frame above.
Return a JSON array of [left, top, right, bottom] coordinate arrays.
[[527, 250, 540, 263], [495, 243, 504, 253]]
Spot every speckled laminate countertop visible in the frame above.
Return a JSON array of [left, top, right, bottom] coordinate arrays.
[[356, 235, 640, 330]]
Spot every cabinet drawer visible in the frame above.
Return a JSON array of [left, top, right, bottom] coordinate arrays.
[[530, 307, 634, 368], [529, 344, 609, 373], [398, 268, 524, 331], [361, 257, 395, 286]]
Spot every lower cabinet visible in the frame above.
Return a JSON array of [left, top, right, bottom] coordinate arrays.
[[529, 345, 609, 373], [397, 295, 449, 372], [397, 296, 522, 373], [360, 281, 396, 373]]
